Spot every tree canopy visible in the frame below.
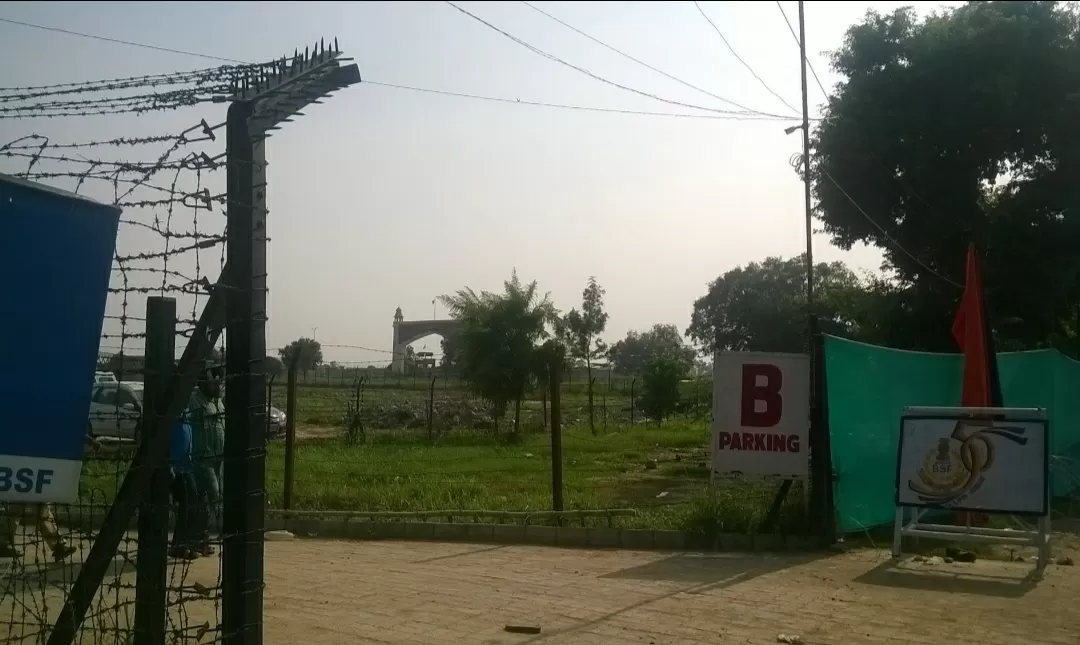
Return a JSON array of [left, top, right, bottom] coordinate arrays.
[[813, 0, 1080, 351], [440, 271, 557, 433], [264, 355, 284, 376], [564, 277, 608, 433], [278, 337, 323, 372], [608, 324, 696, 374], [686, 255, 868, 353], [639, 355, 684, 424]]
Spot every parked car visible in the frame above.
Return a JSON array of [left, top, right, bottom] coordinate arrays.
[[268, 406, 286, 438], [88, 381, 143, 440], [94, 371, 118, 384]]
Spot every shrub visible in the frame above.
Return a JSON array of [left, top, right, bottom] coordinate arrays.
[[341, 401, 366, 445]]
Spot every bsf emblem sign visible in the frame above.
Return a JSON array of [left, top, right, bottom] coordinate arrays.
[[711, 352, 809, 480]]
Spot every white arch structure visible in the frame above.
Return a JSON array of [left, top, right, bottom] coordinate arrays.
[[391, 307, 461, 373]]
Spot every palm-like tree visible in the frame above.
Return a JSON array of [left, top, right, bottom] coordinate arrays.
[[440, 270, 558, 433]]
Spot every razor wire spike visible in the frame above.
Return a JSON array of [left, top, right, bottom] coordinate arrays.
[[199, 119, 216, 142]]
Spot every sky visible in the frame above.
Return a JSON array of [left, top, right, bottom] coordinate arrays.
[[0, 1, 961, 365]]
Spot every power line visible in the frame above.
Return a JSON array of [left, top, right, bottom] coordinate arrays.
[[774, 2, 827, 99], [0, 12, 795, 124], [442, 1, 790, 119], [692, 1, 799, 115], [365, 80, 794, 121], [774, 1, 946, 254], [518, 1, 763, 114], [0, 16, 247, 64]]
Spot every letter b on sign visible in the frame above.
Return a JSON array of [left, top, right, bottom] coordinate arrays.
[[740, 364, 782, 427]]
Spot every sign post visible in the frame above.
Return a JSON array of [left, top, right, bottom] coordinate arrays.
[[891, 406, 1051, 569], [0, 174, 120, 504], [711, 352, 810, 481]]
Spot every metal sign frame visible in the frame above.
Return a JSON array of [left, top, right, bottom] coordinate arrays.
[[890, 406, 1052, 570]]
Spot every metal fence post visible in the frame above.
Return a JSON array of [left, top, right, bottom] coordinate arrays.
[[427, 374, 436, 441], [266, 372, 276, 432], [548, 344, 565, 512], [133, 296, 175, 645], [284, 360, 298, 510], [223, 99, 266, 645]]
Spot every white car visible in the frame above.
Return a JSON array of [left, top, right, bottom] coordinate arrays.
[[94, 371, 118, 384], [88, 381, 143, 440], [268, 406, 286, 438]]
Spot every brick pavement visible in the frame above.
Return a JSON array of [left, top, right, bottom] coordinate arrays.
[[1, 537, 1075, 644], [242, 539, 1078, 645]]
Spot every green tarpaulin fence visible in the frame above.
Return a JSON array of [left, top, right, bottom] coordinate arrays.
[[823, 335, 1080, 533]]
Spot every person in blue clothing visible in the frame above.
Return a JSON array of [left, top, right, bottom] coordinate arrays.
[[169, 414, 202, 560]]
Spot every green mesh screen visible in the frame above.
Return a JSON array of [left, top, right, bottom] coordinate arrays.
[[823, 335, 1080, 533]]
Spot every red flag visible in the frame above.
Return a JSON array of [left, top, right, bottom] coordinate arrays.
[[952, 245, 1001, 526], [952, 245, 1003, 407]]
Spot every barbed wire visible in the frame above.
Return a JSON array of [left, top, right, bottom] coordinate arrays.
[[0, 62, 239, 645]]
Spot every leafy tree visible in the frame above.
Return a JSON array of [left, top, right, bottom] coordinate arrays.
[[686, 255, 867, 353], [813, 1, 1080, 351], [639, 355, 684, 424], [278, 337, 323, 372], [440, 271, 557, 434], [439, 333, 463, 371], [264, 356, 284, 376], [564, 277, 608, 434], [608, 324, 696, 374]]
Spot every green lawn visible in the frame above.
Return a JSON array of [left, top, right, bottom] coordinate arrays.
[[261, 421, 804, 533], [266, 422, 710, 513], [269, 380, 710, 429], [78, 379, 800, 536]]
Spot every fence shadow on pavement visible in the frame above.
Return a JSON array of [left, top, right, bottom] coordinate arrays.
[[0, 554, 135, 596], [601, 551, 823, 589], [853, 557, 1042, 598]]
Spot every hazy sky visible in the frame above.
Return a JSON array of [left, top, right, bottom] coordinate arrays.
[[0, 1, 959, 364]]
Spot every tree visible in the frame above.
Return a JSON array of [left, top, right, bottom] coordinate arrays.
[[686, 255, 868, 353], [440, 271, 557, 434], [278, 337, 322, 372], [639, 355, 684, 424], [439, 333, 463, 371], [813, 1, 1080, 351], [564, 277, 608, 434], [608, 324, 696, 374], [264, 356, 284, 376]]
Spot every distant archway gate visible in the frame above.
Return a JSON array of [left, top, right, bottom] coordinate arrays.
[[392, 307, 462, 373]]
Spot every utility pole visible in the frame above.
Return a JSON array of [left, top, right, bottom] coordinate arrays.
[[796, 0, 832, 542], [767, 0, 819, 536], [799, 0, 814, 317]]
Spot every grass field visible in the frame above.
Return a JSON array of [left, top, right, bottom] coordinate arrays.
[[266, 422, 709, 511], [269, 380, 711, 429], [79, 419, 801, 534], [79, 378, 798, 537]]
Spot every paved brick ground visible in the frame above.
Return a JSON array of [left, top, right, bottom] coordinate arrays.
[[2, 537, 1076, 644], [241, 539, 1077, 645]]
